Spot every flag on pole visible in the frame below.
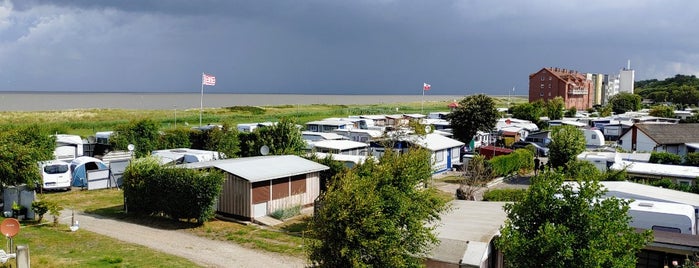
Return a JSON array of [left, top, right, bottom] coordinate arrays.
[[423, 83, 431, 91], [202, 73, 216, 86]]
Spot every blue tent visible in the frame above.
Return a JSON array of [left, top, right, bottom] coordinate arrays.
[[70, 156, 109, 187]]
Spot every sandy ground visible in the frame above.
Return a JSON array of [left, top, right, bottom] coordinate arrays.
[[58, 210, 306, 268]]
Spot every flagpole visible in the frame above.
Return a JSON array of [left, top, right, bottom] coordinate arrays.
[[200, 72, 204, 127], [421, 85, 425, 114]]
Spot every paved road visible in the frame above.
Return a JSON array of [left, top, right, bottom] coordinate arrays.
[[59, 210, 306, 268]]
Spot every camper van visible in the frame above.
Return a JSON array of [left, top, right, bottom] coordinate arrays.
[[628, 200, 696, 235], [39, 160, 72, 191]]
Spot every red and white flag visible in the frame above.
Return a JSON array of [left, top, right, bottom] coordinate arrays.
[[202, 73, 216, 86], [423, 83, 431, 91]]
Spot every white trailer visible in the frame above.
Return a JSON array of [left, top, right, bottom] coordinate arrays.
[[628, 199, 696, 235], [54, 134, 84, 161]]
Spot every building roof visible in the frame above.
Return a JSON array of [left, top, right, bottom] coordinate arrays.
[[412, 133, 464, 151], [307, 152, 374, 165], [631, 123, 699, 145], [312, 140, 369, 150], [182, 155, 329, 182], [305, 120, 354, 127], [301, 131, 348, 141], [610, 161, 699, 180], [429, 201, 508, 266]]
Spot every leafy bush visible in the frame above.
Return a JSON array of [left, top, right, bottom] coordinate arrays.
[[649, 151, 682, 165], [32, 198, 63, 224], [483, 188, 527, 202], [685, 152, 699, 167], [122, 156, 225, 223], [489, 149, 534, 177]]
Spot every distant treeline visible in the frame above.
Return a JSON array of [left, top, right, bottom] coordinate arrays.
[[635, 74, 699, 106]]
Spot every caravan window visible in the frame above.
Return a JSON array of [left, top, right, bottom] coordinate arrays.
[[652, 226, 681, 234], [44, 164, 69, 174]]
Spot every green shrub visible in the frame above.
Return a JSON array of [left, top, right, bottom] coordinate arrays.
[[482, 188, 527, 202], [122, 156, 225, 224], [489, 149, 534, 177], [649, 152, 682, 165], [270, 205, 301, 221], [685, 152, 699, 167], [31, 199, 62, 223]]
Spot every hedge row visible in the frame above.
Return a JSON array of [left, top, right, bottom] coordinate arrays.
[[122, 157, 225, 223], [489, 149, 534, 177]]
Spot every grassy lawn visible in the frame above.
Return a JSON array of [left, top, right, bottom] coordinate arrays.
[[8, 219, 198, 267]]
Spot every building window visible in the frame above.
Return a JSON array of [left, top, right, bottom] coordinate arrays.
[[540, 92, 544, 97], [548, 92, 551, 96], [541, 76, 545, 81], [549, 76, 552, 80], [540, 84, 544, 88], [548, 84, 551, 88]]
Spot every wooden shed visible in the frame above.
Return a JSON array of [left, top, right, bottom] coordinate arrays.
[[185, 155, 329, 221]]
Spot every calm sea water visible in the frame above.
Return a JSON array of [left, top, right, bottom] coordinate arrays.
[[0, 93, 470, 111]]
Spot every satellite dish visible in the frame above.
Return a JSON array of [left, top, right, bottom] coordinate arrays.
[[127, 144, 135, 152], [424, 126, 431, 133], [1, 218, 20, 238], [260, 145, 270, 156]]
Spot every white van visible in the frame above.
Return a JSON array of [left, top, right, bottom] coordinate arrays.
[[40, 160, 72, 191]]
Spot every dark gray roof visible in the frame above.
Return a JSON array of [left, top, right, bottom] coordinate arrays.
[[635, 123, 699, 145]]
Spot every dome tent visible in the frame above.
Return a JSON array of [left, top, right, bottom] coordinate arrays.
[[70, 156, 109, 187]]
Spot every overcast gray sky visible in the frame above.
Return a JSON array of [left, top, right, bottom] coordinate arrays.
[[1, 1, 698, 95]]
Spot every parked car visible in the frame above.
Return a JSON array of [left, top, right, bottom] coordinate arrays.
[[511, 141, 549, 157]]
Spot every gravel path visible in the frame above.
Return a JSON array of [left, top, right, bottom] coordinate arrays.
[[59, 210, 306, 268]]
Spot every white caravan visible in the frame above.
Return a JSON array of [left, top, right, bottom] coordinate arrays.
[[39, 160, 72, 191], [54, 134, 84, 161], [628, 199, 696, 235]]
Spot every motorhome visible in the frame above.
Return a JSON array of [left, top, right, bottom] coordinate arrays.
[[39, 160, 72, 191], [628, 200, 696, 235], [54, 134, 84, 161]]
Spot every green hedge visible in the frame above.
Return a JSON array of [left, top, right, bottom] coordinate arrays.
[[122, 157, 225, 223], [489, 149, 534, 177], [482, 188, 527, 202]]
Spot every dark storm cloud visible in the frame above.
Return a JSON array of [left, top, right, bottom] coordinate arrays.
[[2, 1, 699, 95]]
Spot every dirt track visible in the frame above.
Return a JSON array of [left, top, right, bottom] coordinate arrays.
[[59, 210, 306, 268]]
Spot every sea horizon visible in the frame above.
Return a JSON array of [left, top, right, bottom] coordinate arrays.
[[0, 92, 523, 112]]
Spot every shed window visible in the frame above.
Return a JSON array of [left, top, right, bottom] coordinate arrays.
[[272, 178, 290, 200], [291, 175, 306, 195], [252, 181, 270, 204]]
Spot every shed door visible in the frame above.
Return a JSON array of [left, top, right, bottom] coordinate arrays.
[[253, 202, 267, 218]]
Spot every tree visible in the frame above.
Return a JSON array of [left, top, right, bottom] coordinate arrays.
[[307, 149, 448, 267], [608, 92, 642, 114], [545, 97, 565, 120], [547, 125, 586, 169], [457, 155, 493, 200], [446, 94, 499, 143], [159, 128, 192, 149], [648, 105, 675, 118], [202, 124, 240, 158], [564, 106, 577, 118], [511, 103, 541, 124], [495, 171, 652, 267], [110, 119, 161, 158], [671, 85, 699, 107], [0, 125, 56, 187], [257, 118, 306, 155]]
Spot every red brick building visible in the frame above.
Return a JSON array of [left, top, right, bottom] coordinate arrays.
[[529, 67, 593, 109]]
